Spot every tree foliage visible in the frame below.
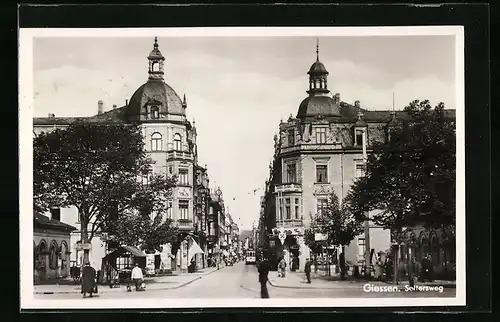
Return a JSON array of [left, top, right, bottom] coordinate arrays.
[[304, 192, 363, 253], [103, 212, 178, 253], [33, 122, 177, 248], [344, 100, 456, 236]]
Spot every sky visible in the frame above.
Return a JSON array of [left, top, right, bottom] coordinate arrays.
[[32, 33, 456, 231]]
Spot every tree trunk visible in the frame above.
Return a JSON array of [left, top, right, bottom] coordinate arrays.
[[340, 245, 346, 280], [393, 245, 399, 285], [81, 217, 90, 264]]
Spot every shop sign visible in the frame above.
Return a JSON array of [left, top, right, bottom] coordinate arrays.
[[75, 243, 92, 251]]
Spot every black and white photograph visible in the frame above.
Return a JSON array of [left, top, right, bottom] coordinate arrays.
[[19, 27, 465, 309]]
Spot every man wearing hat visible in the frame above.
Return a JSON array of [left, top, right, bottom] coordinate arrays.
[[81, 261, 96, 298]]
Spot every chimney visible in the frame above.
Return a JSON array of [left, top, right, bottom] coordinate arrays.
[[125, 97, 129, 106], [98, 100, 104, 115], [334, 93, 340, 104], [354, 100, 360, 108], [48, 113, 55, 118], [113, 104, 117, 109]]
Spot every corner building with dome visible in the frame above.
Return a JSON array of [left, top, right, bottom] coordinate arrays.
[[33, 38, 207, 276], [260, 45, 396, 273]]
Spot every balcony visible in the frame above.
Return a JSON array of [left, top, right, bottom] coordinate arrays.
[[177, 219, 193, 231], [280, 142, 342, 155], [274, 183, 302, 194], [313, 184, 333, 196], [276, 219, 304, 229], [166, 150, 194, 161]]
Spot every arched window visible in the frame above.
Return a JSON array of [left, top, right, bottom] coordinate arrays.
[[151, 132, 162, 151], [49, 240, 59, 269], [174, 133, 182, 151], [60, 241, 68, 270], [152, 62, 159, 72]]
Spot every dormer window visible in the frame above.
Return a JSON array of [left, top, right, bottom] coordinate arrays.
[[315, 127, 327, 144], [151, 106, 159, 119], [355, 128, 364, 147]]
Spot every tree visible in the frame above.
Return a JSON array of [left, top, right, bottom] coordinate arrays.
[[344, 100, 455, 283], [34, 122, 177, 262], [317, 192, 364, 279], [344, 100, 455, 233], [103, 211, 178, 253]]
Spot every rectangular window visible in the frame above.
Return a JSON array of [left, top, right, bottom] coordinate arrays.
[[287, 129, 295, 146], [179, 200, 189, 220], [285, 198, 291, 220], [209, 222, 215, 236], [317, 198, 328, 215], [294, 198, 300, 220], [315, 127, 327, 144], [355, 129, 364, 146], [179, 169, 189, 185], [166, 200, 173, 219], [316, 164, 328, 183], [50, 208, 61, 221], [355, 163, 364, 178], [286, 163, 296, 183]]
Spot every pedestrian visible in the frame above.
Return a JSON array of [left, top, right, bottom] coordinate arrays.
[[278, 258, 287, 278], [258, 258, 270, 298], [304, 258, 312, 283], [421, 254, 434, 282], [81, 261, 96, 298], [408, 257, 417, 287], [131, 263, 144, 291]]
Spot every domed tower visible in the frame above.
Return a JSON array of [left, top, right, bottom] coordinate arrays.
[[296, 39, 341, 121], [124, 37, 186, 123]]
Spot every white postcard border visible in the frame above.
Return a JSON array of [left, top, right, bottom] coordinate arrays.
[[19, 26, 465, 309]]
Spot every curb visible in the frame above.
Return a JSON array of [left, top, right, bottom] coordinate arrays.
[[267, 280, 362, 290], [35, 267, 224, 295]]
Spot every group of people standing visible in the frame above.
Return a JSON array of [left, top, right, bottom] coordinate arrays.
[[80, 262, 145, 298], [258, 257, 314, 298]]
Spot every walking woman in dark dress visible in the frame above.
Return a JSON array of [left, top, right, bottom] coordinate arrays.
[[258, 258, 270, 298], [81, 261, 96, 298]]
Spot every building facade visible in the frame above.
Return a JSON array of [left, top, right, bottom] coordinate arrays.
[[34, 212, 76, 281], [260, 44, 456, 274], [33, 38, 209, 273]]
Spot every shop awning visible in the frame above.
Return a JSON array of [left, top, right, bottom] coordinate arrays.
[[121, 245, 147, 257], [104, 245, 147, 260]]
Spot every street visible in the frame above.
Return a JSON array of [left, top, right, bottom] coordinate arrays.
[[34, 262, 455, 299]]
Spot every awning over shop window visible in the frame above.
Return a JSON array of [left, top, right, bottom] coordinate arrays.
[[104, 245, 147, 260]]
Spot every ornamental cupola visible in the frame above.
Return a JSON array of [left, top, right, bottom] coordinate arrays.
[[307, 39, 330, 95], [148, 37, 165, 81]]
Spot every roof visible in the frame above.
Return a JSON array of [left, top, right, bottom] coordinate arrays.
[[297, 95, 341, 119], [33, 106, 127, 126], [104, 245, 147, 259], [308, 60, 328, 75], [296, 101, 456, 123], [34, 212, 77, 232], [125, 80, 185, 122]]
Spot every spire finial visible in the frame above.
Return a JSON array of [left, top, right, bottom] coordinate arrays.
[[316, 37, 319, 61], [154, 36, 158, 48]]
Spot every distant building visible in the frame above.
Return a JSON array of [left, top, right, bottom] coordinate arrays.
[[260, 42, 456, 273]]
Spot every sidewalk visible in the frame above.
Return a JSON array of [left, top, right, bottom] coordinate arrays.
[[34, 266, 221, 294], [267, 271, 384, 290], [381, 279, 456, 289]]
